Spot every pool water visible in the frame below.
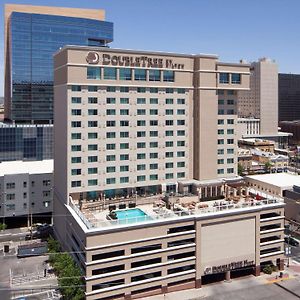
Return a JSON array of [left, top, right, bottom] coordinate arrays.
[[115, 208, 152, 224]]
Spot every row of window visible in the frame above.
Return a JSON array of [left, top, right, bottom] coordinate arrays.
[[5, 201, 51, 211], [5, 190, 51, 200], [218, 119, 235, 125], [217, 139, 235, 145], [71, 109, 186, 116], [217, 168, 235, 174], [5, 180, 51, 189], [218, 99, 235, 105], [217, 129, 235, 134], [219, 73, 241, 84], [71, 172, 186, 187], [71, 86, 186, 94], [218, 109, 235, 115], [71, 97, 186, 105], [87, 67, 175, 82], [217, 158, 235, 164], [217, 148, 234, 155]]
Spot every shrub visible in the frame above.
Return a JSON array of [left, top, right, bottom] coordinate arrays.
[[0, 223, 7, 231], [262, 265, 273, 274]]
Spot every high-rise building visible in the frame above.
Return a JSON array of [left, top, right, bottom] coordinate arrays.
[[238, 58, 278, 136], [278, 73, 300, 121], [4, 4, 113, 124], [52, 45, 285, 300]]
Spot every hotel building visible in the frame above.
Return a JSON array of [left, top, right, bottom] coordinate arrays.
[[53, 46, 285, 299]]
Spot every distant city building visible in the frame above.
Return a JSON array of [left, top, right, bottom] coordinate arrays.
[[238, 58, 278, 136], [279, 73, 300, 121], [4, 4, 113, 123], [0, 123, 53, 161], [0, 160, 53, 223], [279, 120, 300, 145]]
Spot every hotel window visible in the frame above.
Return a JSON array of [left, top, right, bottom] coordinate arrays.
[[106, 155, 116, 161], [166, 130, 173, 136], [106, 132, 116, 138], [137, 153, 146, 159], [150, 174, 158, 181], [227, 129, 234, 134], [120, 97, 129, 104], [166, 109, 173, 115], [150, 87, 158, 93], [71, 85, 81, 91], [227, 148, 234, 154], [227, 99, 235, 105], [149, 69, 161, 81], [150, 120, 158, 126], [71, 181, 81, 187], [106, 97, 116, 105], [177, 151, 185, 157], [150, 109, 158, 115], [166, 120, 173, 126], [227, 158, 234, 164], [137, 175, 146, 182], [218, 129, 224, 135], [218, 149, 224, 155], [88, 179, 98, 186], [137, 164, 146, 171], [177, 109, 185, 115], [120, 177, 129, 183], [6, 193, 15, 200], [106, 86, 116, 92], [166, 88, 174, 93], [177, 88, 186, 94], [177, 172, 185, 178], [217, 169, 224, 174], [103, 67, 117, 80], [71, 169, 81, 175], [134, 69, 147, 81], [227, 119, 234, 124], [71, 121, 81, 128], [150, 131, 158, 137], [120, 154, 129, 160], [137, 98, 146, 104], [177, 98, 185, 104], [106, 178, 116, 184], [137, 109, 146, 115], [88, 168, 98, 174], [71, 145, 81, 152], [87, 66, 101, 79], [88, 97, 98, 104], [88, 132, 98, 139], [71, 157, 81, 163], [88, 144, 98, 151], [120, 86, 129, 93], [227, 139, 234, 144], [177, 161, 185, 167], [217, 89, 224, 95], [88, 109, 97, 115], [137, 142, 146, 148], [137, 131, 146, 137], [120, 120, 129, 126], [137, 87, 146, 93], [166, 162, 173, 168], [218, 99, 225, 105], [227, 168, 234, 174], [88, 156, 98, 162], [120, 131, 129, 138], [71, 97, 81, 104], [106, 144, 116, 150], [137, 120, 146, 126], [120, 109, 129, 115], [163, 70, 175, 82], [88, 86, 97, 92], [177, 141, 185, 146], [227, 90, 235, 95], [227, 109, 235, 115], [150, 153, 158, 158], [218, 109, 224, 115], [106, 109, 116, 116], [120, 166, 129, 172], [165, 98, 173, 104], [219, 73, 229, 84], [177, 130, 185, 136], [166, 173, 174, 179], [218, 119, 224, 125], [218, 139, 224, 145], [231, 73, 241, 84], [71, 133, 81, 140], [166, 152, 174, 158], [106, 166, 116, 173], [218, 159, 224, 164], [119, 68, 132, 80], [150, 98, 158, 104], [150, 142, 158, 148], [88, 121, 98, 127], [120, 143, 129, 149], [166, 141, 173, 147], [177, 120, 185, 126]]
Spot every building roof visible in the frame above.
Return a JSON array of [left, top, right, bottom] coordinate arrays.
[[245, 173, 300, 189], [0, 160, 53, 176]]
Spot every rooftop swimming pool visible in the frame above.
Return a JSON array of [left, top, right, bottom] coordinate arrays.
[[115, 208, 152, 224]]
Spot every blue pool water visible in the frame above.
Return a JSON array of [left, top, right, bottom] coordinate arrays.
[[115, 208, 152, 224]]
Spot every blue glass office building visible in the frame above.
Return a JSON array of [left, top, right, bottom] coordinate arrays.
[[6, 11, 113, 123]]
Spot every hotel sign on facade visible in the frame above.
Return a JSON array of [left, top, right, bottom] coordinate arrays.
[[204, 259, 255, 275], [86, 51, 185, 69]]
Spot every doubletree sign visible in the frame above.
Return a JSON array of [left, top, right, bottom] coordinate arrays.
[[86, 51, 185, 69]]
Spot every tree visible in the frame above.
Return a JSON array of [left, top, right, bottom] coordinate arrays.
[[0, 223, 7, 231], [264, 161, 273, 173], [238, 163, 245, 176]]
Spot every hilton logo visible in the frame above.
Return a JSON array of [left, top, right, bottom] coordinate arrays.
[[86, 52, 99, 64]]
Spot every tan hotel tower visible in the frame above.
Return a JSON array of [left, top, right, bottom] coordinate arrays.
[[53, 46, 285, 300]]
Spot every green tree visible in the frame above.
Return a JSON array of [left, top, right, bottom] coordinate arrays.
[[264, 161, 273, 173], [48, 236, 60, 253], [238, 163, 245, 176], [0, 223, 7, 231]]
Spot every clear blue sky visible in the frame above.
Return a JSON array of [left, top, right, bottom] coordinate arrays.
[[1, 0, 300, 96]]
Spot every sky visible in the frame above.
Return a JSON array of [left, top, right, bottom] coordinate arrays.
[[0, 0, 300, 96]]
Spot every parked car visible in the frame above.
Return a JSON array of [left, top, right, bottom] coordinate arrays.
[[25, 224, 52, 240], [284, 236, 299, 247]]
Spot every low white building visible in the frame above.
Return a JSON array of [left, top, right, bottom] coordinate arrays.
[[0, 160, 53, 219]]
